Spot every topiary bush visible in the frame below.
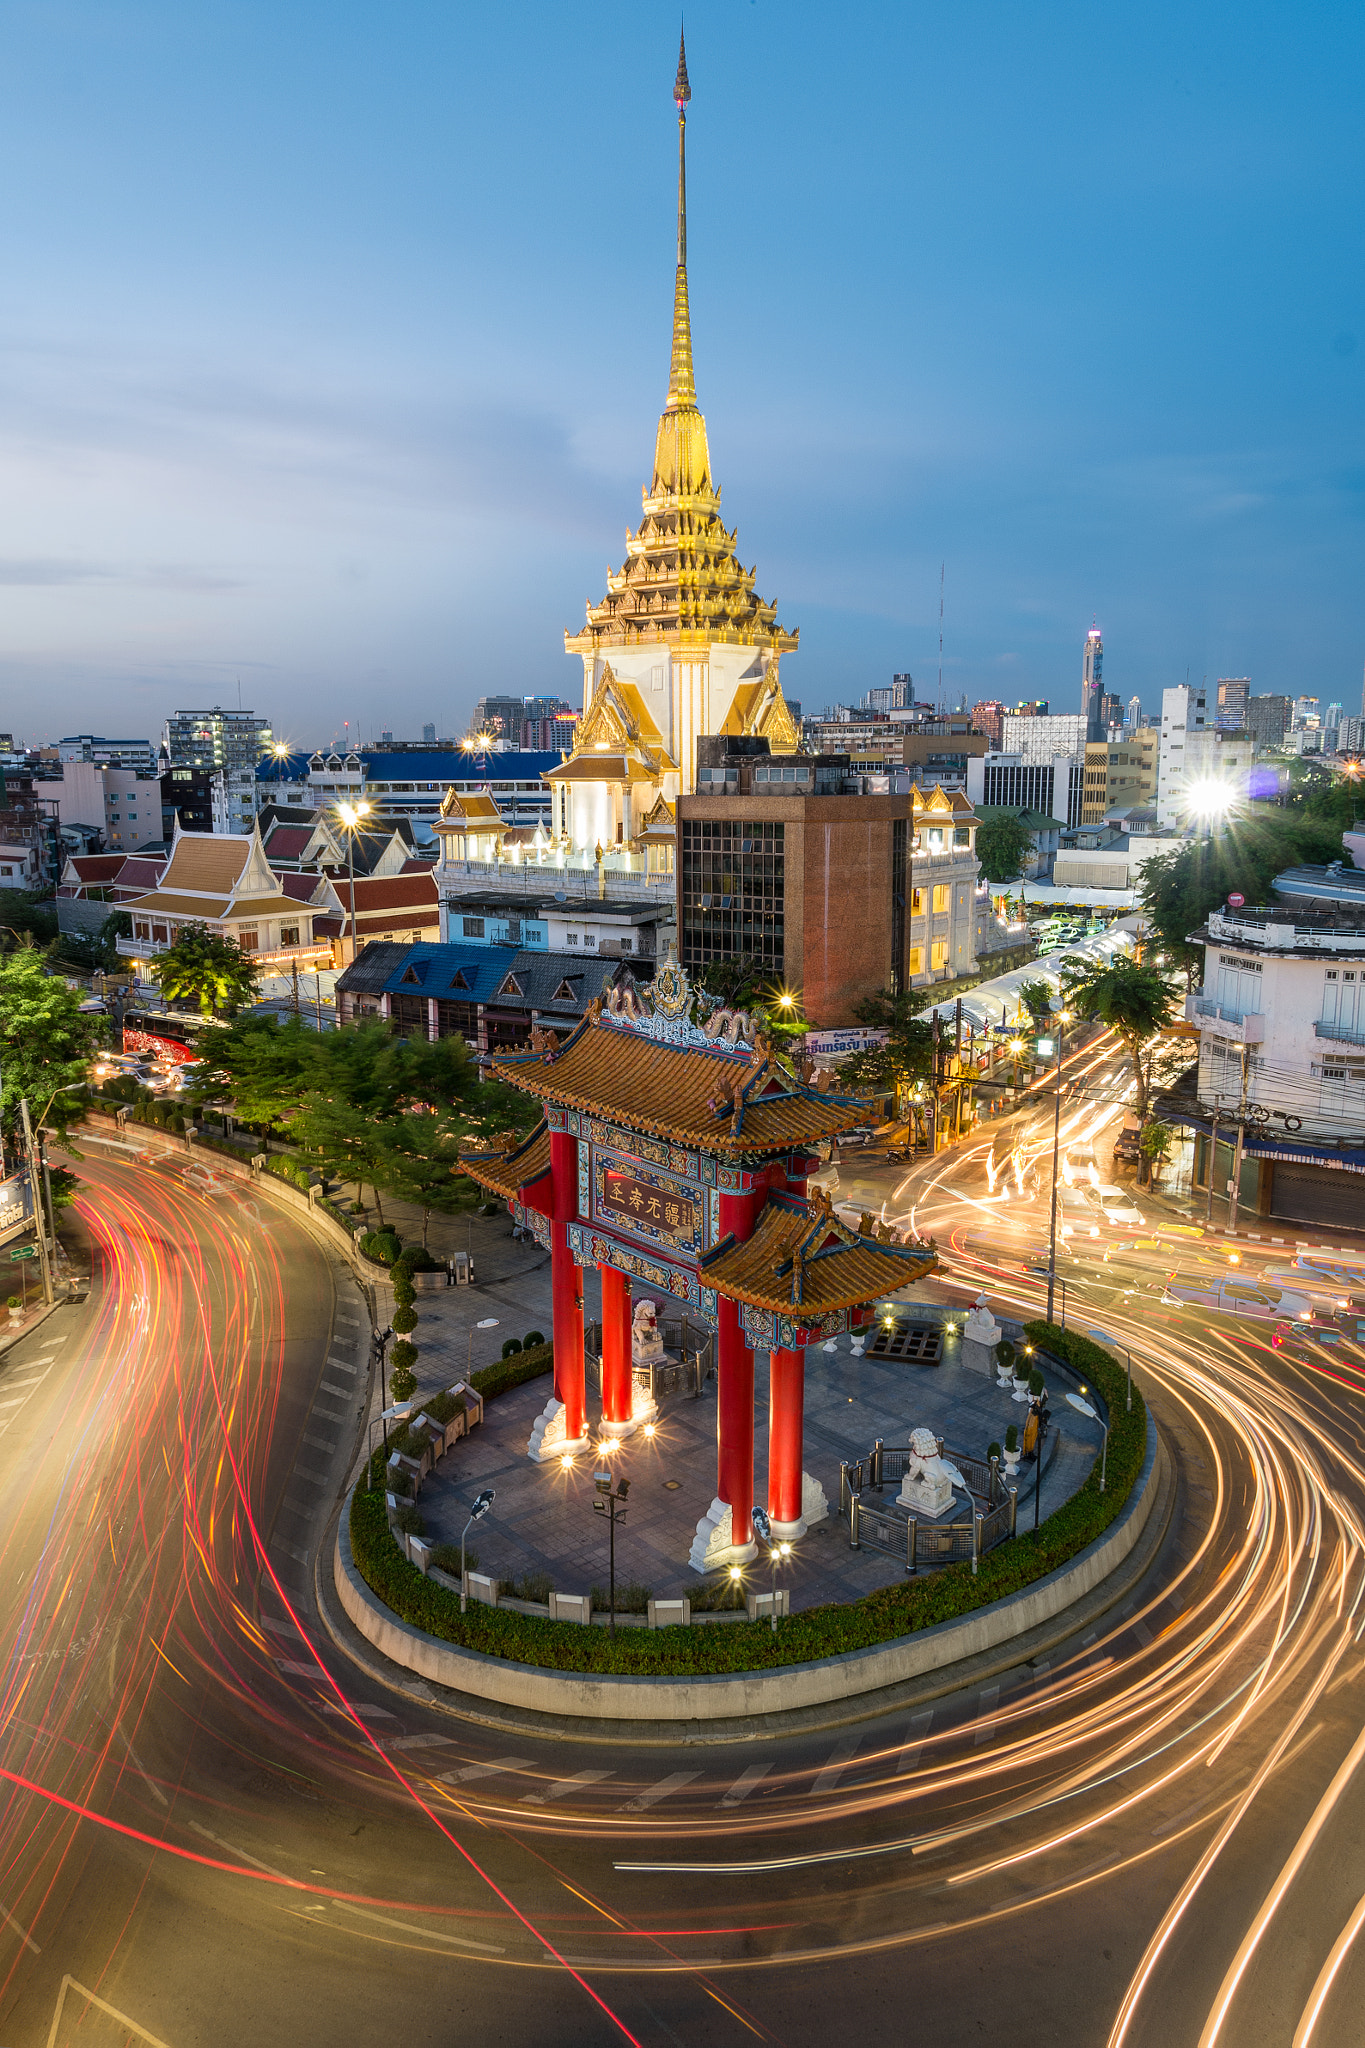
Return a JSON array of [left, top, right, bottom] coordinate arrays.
[[361, 1230, 403, 1267], [1029, 1368, 1045, 1396], [523, 1330, 544, 1348], [501, 1337, 524, 1359], [394, 1246, 438, 1275], [264, 1153, 314, 1194], [1005, 1423, 1019, 1453], [988, 1442, 1002, 1464], [391, 1305, 418, 1334]]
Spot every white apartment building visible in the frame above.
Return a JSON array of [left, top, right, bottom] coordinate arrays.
[[1183, 901, 1365, 1225], [103, 768, 165, 850]]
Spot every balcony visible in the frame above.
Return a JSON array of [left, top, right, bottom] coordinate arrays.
[[1314, 1018, 1365, 1049], [1186, 992, 1265, 1043]]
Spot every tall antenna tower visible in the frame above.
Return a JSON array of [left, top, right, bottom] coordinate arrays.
[[937, 562, 945, 713]]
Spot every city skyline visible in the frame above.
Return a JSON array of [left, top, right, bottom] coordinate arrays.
[[0, 0, 1361, 743]]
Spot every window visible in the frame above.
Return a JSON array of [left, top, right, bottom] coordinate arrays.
[[907, 946, 923, 977], [911, 887, 924, 914], [449, 970, 470, 991], [238, 931, 259, 952], [583, 932, 596, 948], [280, 925, 300, 948], [566, 932, 579, 945], [932, 885, 950, 914], [462, 917, 484, 937], [931, 939, 949, 970]]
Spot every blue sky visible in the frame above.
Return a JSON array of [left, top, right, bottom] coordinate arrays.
[[1, 0, 1362, 744]]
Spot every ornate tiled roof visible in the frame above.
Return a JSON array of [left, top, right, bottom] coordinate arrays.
[[701, 1192, 937, 1312], [460, 1120, 552, 1201], [484, 1012, 871, 1157]]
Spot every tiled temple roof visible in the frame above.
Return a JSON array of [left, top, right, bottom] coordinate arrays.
[[460, 1121, 552, 1202], [484, 1015, 871, 1158], [700, 1192, 936, 1312]]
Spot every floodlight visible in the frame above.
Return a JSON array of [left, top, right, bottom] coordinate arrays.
[[617, 1478, 630, 1500], [470, 1489, 495, 1521], [752, 1505, 772, 1543]]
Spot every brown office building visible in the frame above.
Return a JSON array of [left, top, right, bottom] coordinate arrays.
[[679, 743, 979, 1026]]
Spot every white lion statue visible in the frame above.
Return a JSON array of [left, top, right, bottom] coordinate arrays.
[[631, 1297, 664, 1364]]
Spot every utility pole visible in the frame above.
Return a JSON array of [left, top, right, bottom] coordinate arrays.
[[1205, 1106, 1220, 1226], [18, 1100, 54, 1305]]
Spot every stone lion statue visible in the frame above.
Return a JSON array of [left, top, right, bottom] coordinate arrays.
[[908, 1426, 940, 1467]]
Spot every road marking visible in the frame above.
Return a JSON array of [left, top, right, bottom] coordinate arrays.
[[0, 1398, 29, 1412], [619, 1770, 701, 1812], [313, 1401, 348, 1422], [292, 1465, 330, 1486], [317, 1700, 396, 1720], [260, 1616, 306, 1641], [973, 1685, 1000, 1745], [4, 1373, 48, 1388], [328, 1898, 504, 1954], [719, 1763, 771, 1807], [45, 1978, 178, 2047], [302, 1431, 337, 1453], [320, 1379, 351, 1398], [811, 1740, 860, 1794], [273, 1539, 309, 1564], [275, 1659, 323, 1677], [336, 1313, 361, 1326], [189, 1818, 293, 1879], [440, 1754, 532, 1785], [283, 1490, 325, 1518], [897, 1709, 935, 1773], [1132, 1620, 1154, 1647], [385, 1732, 460, 1753], [521, 1769, 614, 1805], [326, 1358, 357, 1376]]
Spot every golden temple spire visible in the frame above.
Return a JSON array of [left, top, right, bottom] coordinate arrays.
[[653, 26, 710, 497]]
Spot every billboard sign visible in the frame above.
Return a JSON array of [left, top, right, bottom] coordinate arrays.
[[0, 1172, 34, 1246]]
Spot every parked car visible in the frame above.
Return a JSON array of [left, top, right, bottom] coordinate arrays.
[[1112, 1123, 1142, 1165], [1161, 1274, 1312, 1320]]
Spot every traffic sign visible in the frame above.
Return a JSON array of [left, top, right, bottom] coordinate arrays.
[[1227, 892, 1245, 908], [8, 1246, 37, 1262]]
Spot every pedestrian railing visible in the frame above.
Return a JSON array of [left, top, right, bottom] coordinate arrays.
[[839, 1439, 1018, 1575]]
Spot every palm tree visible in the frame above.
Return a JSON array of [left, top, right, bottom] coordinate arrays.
[[1060, 954, 1178, 1124]]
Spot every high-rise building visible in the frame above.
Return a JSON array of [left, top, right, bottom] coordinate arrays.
[[1082, 624, 1105, 742], [1247, 695, 1291, 749], [1001, 712, 1086, 762], [1100, 691, 1124, 733], [1215, 678, 1250, 730], [162, 706, 272, 834], [1126, 695, 1144, 733], [966, 752, 1084, 830], [59, 734, 157, 775], [970, 700, 1006, 746], [1293, 696, 1320, 727], [422, 723, 437, 745], [547, 34, 801, 871]]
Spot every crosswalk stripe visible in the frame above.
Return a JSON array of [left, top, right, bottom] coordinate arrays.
[[385, 1733, 459, 1753], [273, 1539, 309, 1564], [811, 1740, 860, 1795], [303, 1431, 337, 1453], [327, 1358, 357, 1376], [973, 1684, 1001, 1745], [619, 1770, 701, 1812], [261, 1616, 306, 1641], [320, 1380, 351, 1398], [313, 1400, 348, 1420], [0, 1398, 29, 1412], [719, 1763, 771, 1807], [521, 1769, 614, 1806], [897, 1708, 934, 1773], [4, 1374, 48, 1388], [441, 1754, 532, 1785]]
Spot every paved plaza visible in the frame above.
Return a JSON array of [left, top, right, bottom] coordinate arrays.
[[377, 1216, 1105, 1613]]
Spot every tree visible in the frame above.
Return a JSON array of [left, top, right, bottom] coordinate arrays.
[[378, 1110, 483, 1246], [691, 954, 805, 1042], [975, 814, 1034, 884], [1139, 810, 1345, 975], [1017, 978, 1055, 1025], [839, 987, 935, 1097], [1139, 1121, 1173, 1186], [191, 1013, 325, 1127], [0, 944, 99, 1143], [150, 923, 260, 1017], [1060, 953, 1179, 1123]]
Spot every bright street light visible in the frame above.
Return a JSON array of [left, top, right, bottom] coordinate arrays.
[[460, 1488, 495, 1613]]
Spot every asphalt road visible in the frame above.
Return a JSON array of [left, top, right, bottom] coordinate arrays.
[[0, 1117, 1363, 2047]]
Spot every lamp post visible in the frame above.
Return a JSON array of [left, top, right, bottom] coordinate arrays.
[[370, 1324, 394, 1479], [593, 1466, 630, 1634], [467, 1315, 499, 1381], [1042, 1012, 1070, 1326], [336, 799, 372, 965], [752, 1506, 791, 1635], [1068, 1384, 1108, 1492], [460, 1489, 495, 1613]]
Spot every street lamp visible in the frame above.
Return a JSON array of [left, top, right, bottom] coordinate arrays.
[[1067, 1384, 1108, 1492], [751, 1506, 792, 1635], [467, 1315, 499, 1380], [460, 1489, 495, 1613], [593, 1466, 630, 1634], [336, 799, 372, 964]]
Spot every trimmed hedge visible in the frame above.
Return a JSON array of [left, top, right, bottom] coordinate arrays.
[[469, 1341, 554, 1400], [360, 1230, 403, 1267], [348, 1324, 1150, 1676], [264, 1152, 314, 1194]]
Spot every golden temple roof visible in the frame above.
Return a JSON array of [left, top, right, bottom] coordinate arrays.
[[484, 1015, 872, 1158], [701, 1193, 938, 1314], [565, 42, 797, 661], [459, 1121, 552, 1202]]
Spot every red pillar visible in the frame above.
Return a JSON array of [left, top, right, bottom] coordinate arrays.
[[599, 1263, 634, 1433], [549, 1129, 586, 1445], [768, 1347, 805, 1536], [716, 1185, 762, 1558]]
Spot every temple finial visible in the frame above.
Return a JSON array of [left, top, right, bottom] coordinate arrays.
[[674, 26, 691, 109]]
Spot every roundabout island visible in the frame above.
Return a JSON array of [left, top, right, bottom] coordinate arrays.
[[333, 959, 1158, 1723]]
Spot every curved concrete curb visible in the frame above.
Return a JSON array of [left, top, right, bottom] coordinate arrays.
[[333, 1408, 1160, 1724]]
